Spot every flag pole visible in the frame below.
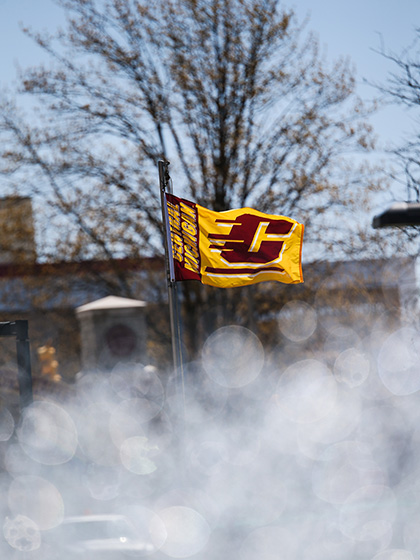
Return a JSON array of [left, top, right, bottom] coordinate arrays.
[[158, 160, 185, 399]]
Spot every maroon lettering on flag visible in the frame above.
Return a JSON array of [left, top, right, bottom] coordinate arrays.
[[165, 193, 201, 282]]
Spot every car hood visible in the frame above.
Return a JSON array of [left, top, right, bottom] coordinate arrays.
[[72, 538, 155, 553]]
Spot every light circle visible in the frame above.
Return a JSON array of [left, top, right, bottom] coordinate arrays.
[[378, 328, 420, 395], [8, 475, 64, 530], [17, 401, 78, 465], [150, 506, 210, 558], [3, 515, 41, 551], [202, 326, 264, 388], [278, 300, 317, 342], [120, 436, 158, 475]]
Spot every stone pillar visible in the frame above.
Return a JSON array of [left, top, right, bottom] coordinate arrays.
[[76, 295, 148, 372]]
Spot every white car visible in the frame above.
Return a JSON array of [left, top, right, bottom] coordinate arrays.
[[48, 514, 156, 558]]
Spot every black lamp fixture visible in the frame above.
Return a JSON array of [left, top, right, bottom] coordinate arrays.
[[372, 202, 420, 229]]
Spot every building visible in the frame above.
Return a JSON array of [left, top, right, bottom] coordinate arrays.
[[0, 256, 168, 415], [0, 198, 417, 413], [0, 196, 37, 264]]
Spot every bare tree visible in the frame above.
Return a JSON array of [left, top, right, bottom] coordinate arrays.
[[0, 0, 381, 263], [375, 28, 420, 201], [0, 0, 387, 356]]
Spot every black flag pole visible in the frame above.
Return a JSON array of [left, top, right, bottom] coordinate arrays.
[[158, 160, 186, 406]]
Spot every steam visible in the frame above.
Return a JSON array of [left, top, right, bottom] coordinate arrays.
[[202, 326, 264, 388], [1, 305, 420, 559]]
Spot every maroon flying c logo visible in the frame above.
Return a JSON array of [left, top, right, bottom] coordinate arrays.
[[207, 213, 295, 265]]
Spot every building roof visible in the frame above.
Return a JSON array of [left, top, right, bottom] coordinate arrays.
[[0, 257, 163, 312], [76, 295, 147, 313]]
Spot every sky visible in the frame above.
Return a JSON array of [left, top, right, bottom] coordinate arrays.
[[293, 0, 420, 149], [0, 0, 419, 207]]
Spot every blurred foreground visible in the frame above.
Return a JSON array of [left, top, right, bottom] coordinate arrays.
[[1, 309, 420, 559]]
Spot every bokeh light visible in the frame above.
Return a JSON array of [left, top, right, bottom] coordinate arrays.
[[334, 348, 370, 387], [17, 401, 78, 465], [7, 475, 64, 530], [202, 326, 264, 388], [312, 441, 387, 505], [188, 437, 225, 476], [150, 506, 211, 558], [117, 504, 166, 552], [120, 436, 158, 475], [278, 300, 317, 342], [339, 484, 396, 548], [377, 328, 420, 395], [3, 515, 41, 552]]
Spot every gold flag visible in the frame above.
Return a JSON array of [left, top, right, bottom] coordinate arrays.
[[165, 193, 304, 288]]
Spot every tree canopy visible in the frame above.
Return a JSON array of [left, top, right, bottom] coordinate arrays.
[[376, 28, 420, 201], [0, 0, 382, 266]]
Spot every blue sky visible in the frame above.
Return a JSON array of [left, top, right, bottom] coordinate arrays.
[[294, 0, 420, 147], [0, 0, 419, 206]]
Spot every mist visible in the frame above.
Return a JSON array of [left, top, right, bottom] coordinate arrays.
[[1, 302, 420, 560]]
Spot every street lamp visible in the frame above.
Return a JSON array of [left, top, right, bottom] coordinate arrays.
[[372, 202, 420, 228]]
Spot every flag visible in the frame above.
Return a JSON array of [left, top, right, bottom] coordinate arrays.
[[165, 193, 304, 288]]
